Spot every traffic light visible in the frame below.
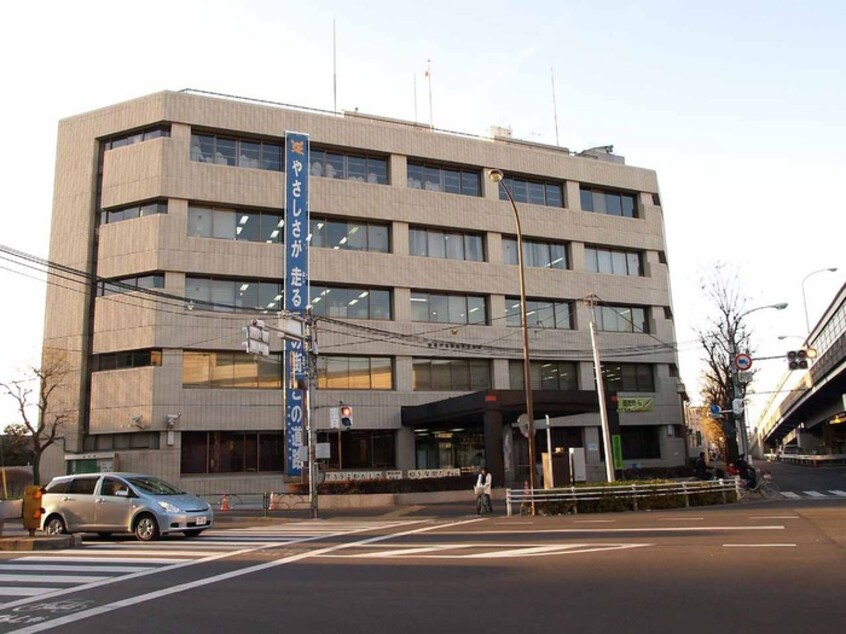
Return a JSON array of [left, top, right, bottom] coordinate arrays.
[[786, 350, 808, 370], [22, 485, 45, 535], [340, 405, 353, 429]]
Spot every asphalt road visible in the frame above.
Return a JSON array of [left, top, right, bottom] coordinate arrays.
[[0, 493, 843, 634]]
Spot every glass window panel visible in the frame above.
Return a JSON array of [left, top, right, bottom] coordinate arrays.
[[310, 150, 325, 177], [191, 134, 215, 163], [534, 301, 556, 329], [555, 303, 572, 329], [261, 143, 283, 171], [213, 210, 237, 240], [612, 251, 628, 275], [327, 220, 348, 249], [407, 163, 423, 188], [592, 191, 606, 214], [448, 295, 467, 324], [461, 171, 480, 196], [427, 231, 446, 259], [621, 364, 638, 390], [259, 433, 284, 471], [511, 179, 528, 203], [411, 292, 430, 322], [232, 354, 258, 388], [546, 184, 563, 207], [502, 238, 518, 265], [136, 275, 164, 289], [347, 156, 367, 182], [443, 170, 461, 194], [605, 193, 623, 216], [326, 357, 349, 388], [347, 224, 367, 250], [533, 242, 551, 268], [445, 232, 464, 260], [549, 243, 567, 269], [367, 158, 388, 184], [467, 296, 486, 325], [559, 362, 577, 390], [622, 195, 636, 218], [465, 234, 484, 262], [369, 289, 391, 320], [431, 360, 451, 390], [259, 282, 282, 311], [181, 433, 208, 474], [310, 218, 326, 247], [509, 361, 524, 390], [188, 207, 213, 237], [310, 285, 327, 316], [451, 360, 470, 391], [409, 228, 427, 256], [348, 289, 370, 320], [627, 252, 641, 276], [324, 152, 344, 179], [236, 282, 258, 309], [209, 352, 235, 387], [371, 358, 392, 389], [580, 188, 593, 211], [122, 206, 140, 221], [528, 182, 546, 206], [183, 352, 210, 386], [412, 360, 431, 390], [505, 298, 522, 327], [632, 307, 647, 333], [322, 287, 345, 317], [429, 294, 450, 323], [262, 215, 283, 243], [540, 363, 558, 389], [423, 166, 441, 191], [469, 360, 491, 389], [244, 435, 258, 472], [258, 356, 281, 388], [597, 249, 613, 274], [636, 364, 654, 391], [215, 138, 237, 166], [368, 224, 389, 252], [348, 357, 371, 389], [239, 141, 260, 168], [185, 278, 210, 306], [235, 212, 259, 242], [210, 280, 235, 312]]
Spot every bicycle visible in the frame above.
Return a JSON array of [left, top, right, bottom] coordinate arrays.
[[739, 469, 780, 500]]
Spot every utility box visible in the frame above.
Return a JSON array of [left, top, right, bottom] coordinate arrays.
[[569, 447, 587, 482], [542, 450, 571, 488]]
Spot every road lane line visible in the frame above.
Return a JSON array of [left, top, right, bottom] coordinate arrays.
[[0, 575, 110, 584], [7, 518, 481, 633], [446, 525, 786, 535], [803, 491, 826, 498], [573, 520, 616, 524], [722, 544, 796, 548], [657, 517, 703, 521], [781, 492, 802, 499], [829, 490, 846, 497], [749, 516, 799, 520], [0, 565, 152, 574]]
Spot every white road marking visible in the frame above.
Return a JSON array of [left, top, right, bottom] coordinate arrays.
[[463, 543, 649, 559], [449, 525, 785, 535], [722, 543, 796, 548], [749, 516, 799, 519], [0, 588, 63, 597], [573, 519, 616, 523], [657, 517, 703, 521], [7, 518, 481, 634], [0, 565, 151, 573], [781, 492, 802, 499], [829, 490, 846, 497], [14, 557, 187, 565], [804, 491, 827, 498], [0, 574, 109, 584]]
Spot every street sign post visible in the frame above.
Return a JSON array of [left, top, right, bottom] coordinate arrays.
[[329, 406, 340, 430]]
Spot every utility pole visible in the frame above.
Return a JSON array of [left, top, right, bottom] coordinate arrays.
[[584, 295, 615, 483]]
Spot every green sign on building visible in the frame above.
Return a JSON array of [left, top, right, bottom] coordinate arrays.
[[611, 434, 624, 470]]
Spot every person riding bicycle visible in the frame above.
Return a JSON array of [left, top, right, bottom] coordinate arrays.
[[735, 454, 757, 490], [475, 467, 493, 514]]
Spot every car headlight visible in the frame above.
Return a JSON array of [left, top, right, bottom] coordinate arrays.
[[157, 500, 183, 514]]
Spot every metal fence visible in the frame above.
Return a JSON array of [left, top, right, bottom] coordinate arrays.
[[505, 480, 739, 516], [199, 492, 311, 516]]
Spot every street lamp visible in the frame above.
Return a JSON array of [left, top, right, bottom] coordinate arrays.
[[802, 268, 838, 333], [488, 168, 537, 511], [730, 302, 788, 461]]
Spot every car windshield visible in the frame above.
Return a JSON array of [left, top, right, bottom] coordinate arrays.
[[126, 476, 185, 496]]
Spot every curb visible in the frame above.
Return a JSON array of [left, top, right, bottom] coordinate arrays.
[[0, 534, 83, 551]]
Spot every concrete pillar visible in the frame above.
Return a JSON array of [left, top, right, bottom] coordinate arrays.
[[484, 408, 505, 486]]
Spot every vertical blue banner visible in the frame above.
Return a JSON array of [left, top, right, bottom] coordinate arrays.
[[284, 132, 309, 476]]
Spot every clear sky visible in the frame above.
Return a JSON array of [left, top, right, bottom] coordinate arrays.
[[1, 0, 843, 431]]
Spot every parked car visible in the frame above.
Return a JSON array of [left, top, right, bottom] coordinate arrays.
[[40, 472, 213, 541]]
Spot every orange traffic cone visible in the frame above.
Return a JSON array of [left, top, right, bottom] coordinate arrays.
[[220, 494, 230, 511]]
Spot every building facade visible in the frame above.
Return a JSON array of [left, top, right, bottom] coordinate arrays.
[[41, 90, 686, 493]]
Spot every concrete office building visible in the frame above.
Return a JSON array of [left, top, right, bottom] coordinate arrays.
[[41, 90, 687, 493]]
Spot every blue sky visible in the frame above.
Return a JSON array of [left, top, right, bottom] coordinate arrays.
[[1, 0, 843, 429]]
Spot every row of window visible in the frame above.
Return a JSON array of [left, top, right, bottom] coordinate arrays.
[[181, 431, 285, 474], [309, 216, 390, 252], [311, 285, 392, 320], [410, 292, 488, 325], [499, 175, 564, 208], [408, 227, 484, 262], [310, 148, 388, 184], [100, 200, 167, 225], [96, 274, 165, 297], [191, 133, 283, 171], [502, 238, 568, 270], [407, 162, 481, 196], [103, 125, 171, 151], [185, 277, 283, 312], [188, 205, 283, 243], [580, 186, 638, 218]]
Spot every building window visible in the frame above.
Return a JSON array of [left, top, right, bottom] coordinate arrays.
[[499, 175, 564, 207], [185, 276, 282, 312], [505, 298, 573, 330], [509, 361, 578, 391], [93, 349, 163, 372], [412, 358, 491, 391], [100, 200, 168, 225], [409, 227, 485, 262], [83, 432, 160, 451], [310, 147, 388, 184], [585, 247, 642, 276], [503, 238, 568, 269], [316, 430, 396, 469], [316, 356, 393, 390], [103, 125, 171, 151], [183, 351, 282, 388], [595, 305, 648, 333], [311, 285, 392, 320], [411, 292, 487, 325], [190, 132, 283, 171], [97, 274, 165, 296], [621, 426, 661, 460], [580, 185, 638, 218], [181, 431, 284, 474], [600, 363, 655, 392], [407, 161, 481, 196], [309, 216, 390, 253], [188, 205, 283, 243]]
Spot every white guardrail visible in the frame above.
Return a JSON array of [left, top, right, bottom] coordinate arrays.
[[505, 480, 739, 516], [767, 453, 846, 466]]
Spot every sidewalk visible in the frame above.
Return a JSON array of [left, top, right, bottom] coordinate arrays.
[[0, 519, 82, 551]]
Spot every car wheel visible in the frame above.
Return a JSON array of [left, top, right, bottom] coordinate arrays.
[[44, 516, 67, 536], [134, 514, 160, 542], [183, 529, 205, 538]]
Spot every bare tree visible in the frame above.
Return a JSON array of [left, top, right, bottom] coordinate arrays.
[[0, 351, 72, 484], [696, 263, 754, 464]]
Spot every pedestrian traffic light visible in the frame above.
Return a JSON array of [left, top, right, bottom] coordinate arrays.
[[786, 350, 808, 370], [22, 485, 45, 534], [340, 405, 353, 429]]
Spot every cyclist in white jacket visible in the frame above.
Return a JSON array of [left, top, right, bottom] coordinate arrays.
[[475, 468, 493, 514]]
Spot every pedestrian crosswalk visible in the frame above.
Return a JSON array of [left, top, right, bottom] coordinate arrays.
[[0, 520, 415, 605], [780, 490, 846, 500]]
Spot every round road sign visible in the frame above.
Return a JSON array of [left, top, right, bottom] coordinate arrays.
[[734, 353, 753, 371]]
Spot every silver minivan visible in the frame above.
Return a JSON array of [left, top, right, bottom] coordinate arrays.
[[41, 472, 213, 541]]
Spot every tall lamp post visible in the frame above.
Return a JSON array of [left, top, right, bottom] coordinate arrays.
[[802, 268, 838, 333], [489, 169, 537, 510], [730, 302, 788, 462]]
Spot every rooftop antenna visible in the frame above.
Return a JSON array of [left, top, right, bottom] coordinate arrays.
[[551, 67, 560, 146], [426, 59, 433, 128], [414, 73, 418, 123], [333, 19, 338, 112]]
